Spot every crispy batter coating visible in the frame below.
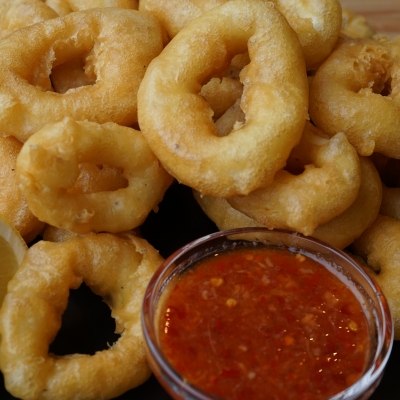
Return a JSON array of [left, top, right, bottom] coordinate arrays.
[[0, 0, 58, 38], [16, 118, 172, 233], [139, 0, 342, 68], [195, 157, 381, 250], [341, 8, 375, 39], [311, 157, 382, 248], [45, 0, 138, 16], [352, 215, 400, 339], [138, 0, 308, 197], [0, 136, 44, 242], [228, 123, 361, 236], [0, 8, 165, 142], [0, 233, 163, 400], [310, 37, 400, 158]]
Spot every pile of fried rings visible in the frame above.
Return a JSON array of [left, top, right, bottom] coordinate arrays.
[[0, 0, 399, 399]]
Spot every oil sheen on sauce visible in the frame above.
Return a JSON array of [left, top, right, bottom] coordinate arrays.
[[158, 246, 371, 400]]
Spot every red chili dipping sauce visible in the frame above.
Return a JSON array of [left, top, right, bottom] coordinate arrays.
[[158, 246, 371, 400]]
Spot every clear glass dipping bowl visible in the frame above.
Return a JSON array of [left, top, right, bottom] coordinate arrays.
[[142, 227, 394, 400]]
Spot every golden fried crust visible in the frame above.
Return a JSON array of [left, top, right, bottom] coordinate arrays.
[[0, 233, 163, 400], [139, 0, 342, 68], [312, 157, 382, 249], [194, 191, 262, 231], [138, 0, 308, 197], [16, 118, 173, 234], [0, 0, 58, 38], [341, 8, 375, 39], [66, 0, 138, 10], [273, 0, 342, 69], [0, 8, 165, 141], [0, 136, 44, 243], [352, 215, 400, 339], [195, 157, 381, 251], [381, 186, 400, 220], [310, 37, 400, 158], [228, 123, 361, 236], [45, 0, 138, 16]]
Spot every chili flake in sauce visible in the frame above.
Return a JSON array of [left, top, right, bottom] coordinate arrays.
[[158, 247, 371, 400]]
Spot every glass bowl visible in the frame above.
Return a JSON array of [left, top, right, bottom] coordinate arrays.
[[142, 228, 393, 400]]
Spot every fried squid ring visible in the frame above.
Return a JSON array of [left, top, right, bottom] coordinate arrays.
[[0, 8, 165, 142], [16, 118, 173, 233], [228, 123, 361, 236], [352, 215, 400, 339], [0, 233, 163, 400], [310, 37, 400, 158], [0, 0, 58, 38], [196, 156, 380, 250], [139, 0, 342, 68], [138, 0, 308, 197], [0, 136, 44, 243]]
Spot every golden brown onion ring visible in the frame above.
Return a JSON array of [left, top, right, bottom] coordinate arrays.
[[228, 123, 361, 236], [0, 233, 163, 399], [16, 118, 172, 234], [195, 158, 380, 251], [310, 37, 400, 158], [195, 157, 381, 249], [138, 0, 308, 197], [0, 8, 165, 142]]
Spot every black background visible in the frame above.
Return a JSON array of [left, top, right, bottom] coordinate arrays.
[[1, 182, 398, 399]]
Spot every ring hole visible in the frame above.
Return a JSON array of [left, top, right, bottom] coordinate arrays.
[[358, 76, 392, 97], [49, 283, 120, 356], [354, 50, 392, 97], [284, 158, 306, 176], [50, 54, 97, 94], [200, 52, 248, 136], [377, 78, 392, 96], [68, 163, 128, 194]]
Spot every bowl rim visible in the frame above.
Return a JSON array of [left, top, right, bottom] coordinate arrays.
[[142, 227, 394, 400]]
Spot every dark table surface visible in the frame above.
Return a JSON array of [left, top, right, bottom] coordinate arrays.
[[1, 183, 397, 399]]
